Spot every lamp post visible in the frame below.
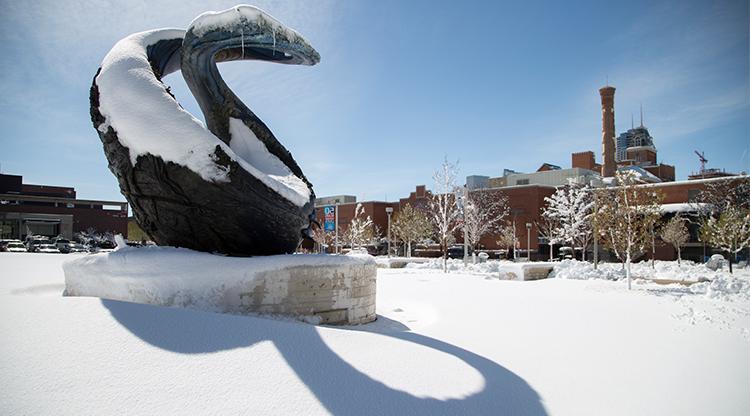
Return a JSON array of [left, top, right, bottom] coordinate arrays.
[[462, 186, 469, 266], [526, 222, 532, 262], [385, 206, 393, 258], [334, 204, 339, 254]]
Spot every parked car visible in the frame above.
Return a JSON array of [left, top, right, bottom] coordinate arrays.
[[27, 239, 54, 252], [558, 246, 574, 260], [447, 245, 466, 259], [1, 240, 26, 252], [36, 243, 61, 253], [53, 238, 72, 253], [67, 243, 88, 253], [0, 240, 10, 252]]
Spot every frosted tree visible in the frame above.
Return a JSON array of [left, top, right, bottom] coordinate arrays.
[[594, 170, 663, 289], [660, 216, 689, 266], [74, 227, 115, 247], [428, 158, 462, 273], [495, 223, 517, 259], [536, 211, 562, 261], [696, 177, 750, 216], [343, 203, 374, 251], [391, 203, 432, 258], [463, 190, 509, 263], [311, 226, 333, 253], [543, 181, 594, 260], [700, 206, 750, 274]]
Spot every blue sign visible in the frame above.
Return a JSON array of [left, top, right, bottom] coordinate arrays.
[[324, 206, 336, 231]]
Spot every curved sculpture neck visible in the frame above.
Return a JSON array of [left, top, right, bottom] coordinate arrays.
[[181, 29, 307, 180]]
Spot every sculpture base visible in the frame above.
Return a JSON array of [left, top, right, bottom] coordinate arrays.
[[63, 247, 376, 325]]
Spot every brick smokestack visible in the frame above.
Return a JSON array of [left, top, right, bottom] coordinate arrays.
[[599, 86, 616, 177]]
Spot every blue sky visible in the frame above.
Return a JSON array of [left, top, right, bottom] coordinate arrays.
[[0, 0, 747, 204]]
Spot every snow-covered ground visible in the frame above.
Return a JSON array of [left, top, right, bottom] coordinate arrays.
[[2, 252, 749, 415]]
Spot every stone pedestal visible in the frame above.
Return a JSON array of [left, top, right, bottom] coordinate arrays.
[[63, 247, 376, 325]]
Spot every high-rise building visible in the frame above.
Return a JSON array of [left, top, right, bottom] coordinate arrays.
[[616, 126, 655, 162]]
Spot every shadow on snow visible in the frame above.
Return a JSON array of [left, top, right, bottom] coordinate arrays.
[[102, 299, 548, 415]]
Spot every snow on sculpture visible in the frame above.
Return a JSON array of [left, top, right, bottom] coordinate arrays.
[[90, 5, 319, 256]]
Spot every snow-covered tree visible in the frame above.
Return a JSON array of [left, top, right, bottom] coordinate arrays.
[[391, 203, 432, 258], [463, 190, 509, 262], [660, 216, 689, 265], [536, 210, 562, 261], [700, 206, 750, 273], [543, 181, 594, 260], [495, 223, 517, 259], [428, 158, 462, 273], [74, 227, 115, 247], [310, 226, 334, 253], [343, 203, 374, 251], [696, 177, 750, 216], [593, 170, 663, 289]]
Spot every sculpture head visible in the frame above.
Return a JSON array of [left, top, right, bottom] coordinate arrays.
[[185, 5, 320, 67]]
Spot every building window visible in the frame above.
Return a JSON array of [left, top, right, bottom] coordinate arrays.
[[0, 220, 19, 239], [517, 179, 529, 185]]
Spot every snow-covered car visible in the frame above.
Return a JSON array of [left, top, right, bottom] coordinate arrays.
[[36, 244, 61, 254], [2, 240, 27, 252]]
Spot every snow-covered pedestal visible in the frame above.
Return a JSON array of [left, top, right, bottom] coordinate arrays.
[[63, 247, 376, 324]]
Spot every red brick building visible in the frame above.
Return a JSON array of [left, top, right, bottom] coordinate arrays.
[[313, 174, 747, 260], [0, 174, 128, 240]]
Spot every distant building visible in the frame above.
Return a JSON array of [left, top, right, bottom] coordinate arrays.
[[688, 168, 741, 180], [315, 195, 356, 206], [573, 85, 675, 182], [536, 163, 561, 172], [0, 173, 127, 240], [616, 126, 654, 162], [466, 175, 489, 190], [504, 168, 599, 188]]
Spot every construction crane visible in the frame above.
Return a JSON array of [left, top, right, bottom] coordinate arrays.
[[694, 150, 708, 173]]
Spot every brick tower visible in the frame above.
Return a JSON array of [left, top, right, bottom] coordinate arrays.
[[600, 86, 616, 177]]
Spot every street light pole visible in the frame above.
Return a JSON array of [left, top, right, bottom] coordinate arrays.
[[526, 222, 532, 262], [593, 195, 598, 270], [334, 204, 339, 254], [512, 216, 517, 261], [462, 186, 469, 266], [386, 206, 393, 258]]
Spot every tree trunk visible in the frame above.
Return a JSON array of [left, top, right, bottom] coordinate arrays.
[[677, 246, 681, 266], [651, 232, 655, 269], [626, 252, 632, 290], [728, 252, 733, 274], [443, 244, 447, 273], [407, 241, 411, 258], [549, 243, 554, 261]]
